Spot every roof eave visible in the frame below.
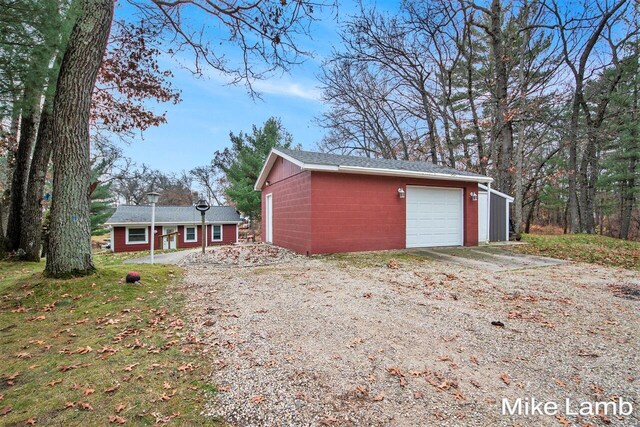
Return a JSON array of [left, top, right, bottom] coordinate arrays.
[[255, 149, 493, 190], [478, 184, 514, 201], [105, 221, 242, 226], [321, 165, 494, 183]]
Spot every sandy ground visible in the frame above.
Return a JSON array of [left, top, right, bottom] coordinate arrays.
[[179, 247, 640, 427]]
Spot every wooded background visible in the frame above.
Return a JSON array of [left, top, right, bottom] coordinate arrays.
[[318, 0, 639, 240]]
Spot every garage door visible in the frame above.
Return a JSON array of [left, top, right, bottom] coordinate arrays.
[[406, 186, 463, 248]]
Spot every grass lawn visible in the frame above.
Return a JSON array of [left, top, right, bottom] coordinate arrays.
[[0, 256, 220, 426], [512, 233, 640, 270]]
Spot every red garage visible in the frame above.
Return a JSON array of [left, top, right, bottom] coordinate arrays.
[[255, 148, 494, 255]]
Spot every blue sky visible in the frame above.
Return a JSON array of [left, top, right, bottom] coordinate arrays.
[[115, 1, 379, 174]]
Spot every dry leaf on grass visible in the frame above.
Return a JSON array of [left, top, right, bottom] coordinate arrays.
[[115, 403, 126, 413], [109, 415, 126, 424], [84, 388, 95, 396], [0, 406, 12, 416]]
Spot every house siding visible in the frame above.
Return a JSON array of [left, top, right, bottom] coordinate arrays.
[[308, 172, 478, 254], [113, 224, 237, 252], [261, 158, 312, 255]]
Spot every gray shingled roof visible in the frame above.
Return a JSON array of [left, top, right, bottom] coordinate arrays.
[[105, 205, 241, 225], [277, 148, 487, 179]]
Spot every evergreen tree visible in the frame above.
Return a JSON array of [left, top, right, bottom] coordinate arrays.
[[214, 117, 293, 222], [89, 162, 114, 235]]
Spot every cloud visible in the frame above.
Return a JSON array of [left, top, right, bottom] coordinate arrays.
[[252, 79, 322, 101]]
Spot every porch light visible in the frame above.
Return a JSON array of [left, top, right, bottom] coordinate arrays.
[[470, 191, 478, 202], [398, 187, 405, 198]]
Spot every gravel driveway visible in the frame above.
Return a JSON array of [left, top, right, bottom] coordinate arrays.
[[180, 248, 639, 427]]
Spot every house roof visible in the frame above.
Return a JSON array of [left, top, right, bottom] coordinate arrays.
[[105, 205, 242, 226], [478, 184, 514, 202], [255, 148, 493, 190]]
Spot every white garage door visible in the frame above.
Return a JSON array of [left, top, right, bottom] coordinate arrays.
[[406, 186, 463, 248]]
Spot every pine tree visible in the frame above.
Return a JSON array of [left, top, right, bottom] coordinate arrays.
[[214, 117, 293, 222]]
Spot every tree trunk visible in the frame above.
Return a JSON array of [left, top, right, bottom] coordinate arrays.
[[567, 94, 581, 233], [490, 0, 514, 195], [45, 0, 114, 277], [20, 100, 54, 261], [5, 95, 40, 251], [0, 109, 21, 250], [514, 0, 531, 237]]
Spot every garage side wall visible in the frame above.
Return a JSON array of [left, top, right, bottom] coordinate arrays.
[[261, 158, 312, 254], [309, 172, 479, 254]]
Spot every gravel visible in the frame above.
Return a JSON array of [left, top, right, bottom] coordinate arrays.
[[179, 250, 640, 426]]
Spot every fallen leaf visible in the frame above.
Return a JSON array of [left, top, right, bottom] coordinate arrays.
[[104, 385, 119, 393], [555, 415, 571, 427], [115, 403, 126, 413], [79, 402, 94, 411], [84, 388, 95, 396], [250, 395, 265, 404], [499, 373, 511, 385], [46, 379, 62, 387], [108, 415, 126, 424], [63, 402, 75, 409], [373, 393, 384, 401], [25, 417, 36, 425], [122, 363, 138, 372], [0, 406, 11, 416]]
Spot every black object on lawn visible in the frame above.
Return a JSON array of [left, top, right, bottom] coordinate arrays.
[[125, 272, 141, 283]]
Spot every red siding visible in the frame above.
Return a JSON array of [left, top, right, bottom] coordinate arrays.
[[113, 224, 237, 252], [211, 224, 237, 245], [113, 226, 161, 253], [265, 156, 303, 184], [309, 172, 478, 254], [261, 158, 312, 255], [257, 156, 481, 255]]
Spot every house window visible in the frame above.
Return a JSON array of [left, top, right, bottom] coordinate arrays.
[[126, 227, 147, 244], [212, 225, 222, 241], [185, 226, 197, 242]]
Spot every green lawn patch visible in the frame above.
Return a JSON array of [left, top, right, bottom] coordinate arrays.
[[0, 257, 220, 426], [512, 233, 640, 270]]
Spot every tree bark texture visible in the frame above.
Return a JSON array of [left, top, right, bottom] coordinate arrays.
[[20, 101, 54, 261], [490, 0, 514, 195], [5, 95, 40, 251], [45, 0, 114, 277]]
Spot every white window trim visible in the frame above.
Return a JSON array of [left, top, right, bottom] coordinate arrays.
[[184, 225, 198, 243], [211, 224, 223, 242], [126, 226, 148, 245]]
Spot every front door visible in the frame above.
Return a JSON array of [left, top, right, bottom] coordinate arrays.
[[265, 193, 273, 243], [163, 226, 177, 250]]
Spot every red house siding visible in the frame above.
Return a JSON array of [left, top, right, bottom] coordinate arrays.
[[260, 157, 480, 255], [113, 224, 238, 253], [309, 173, 478, 254], [261, 158, 312, 255], [112, 226, 161, 253]]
